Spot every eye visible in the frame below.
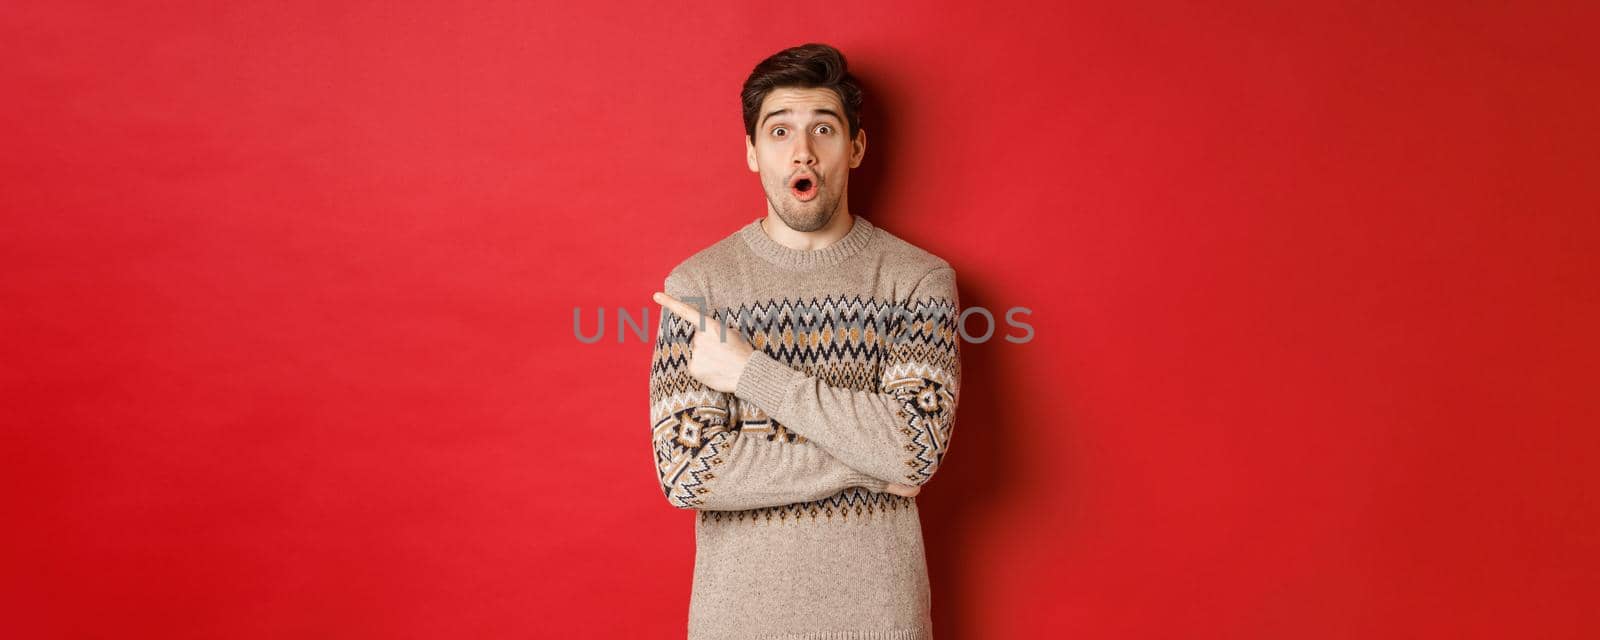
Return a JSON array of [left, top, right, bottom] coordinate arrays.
[[816, 124, 833, 134], [771, 127, 788, 137]]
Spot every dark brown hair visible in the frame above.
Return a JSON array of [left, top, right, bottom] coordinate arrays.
[[741, 43, 864, 141]]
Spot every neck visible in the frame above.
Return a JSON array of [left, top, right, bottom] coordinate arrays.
[[761, 210, 856, 252]]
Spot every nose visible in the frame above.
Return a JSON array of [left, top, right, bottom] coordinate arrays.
[[792, 134, 815, 168]]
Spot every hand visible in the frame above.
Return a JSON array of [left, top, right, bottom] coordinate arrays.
[[653, 291, 756, 393], [883, 482, 922, 498]]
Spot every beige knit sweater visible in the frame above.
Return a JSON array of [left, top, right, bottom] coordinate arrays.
[[649, 214, 962, 640]]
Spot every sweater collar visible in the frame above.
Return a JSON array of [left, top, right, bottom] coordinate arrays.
[[738, 214, 876, 271]]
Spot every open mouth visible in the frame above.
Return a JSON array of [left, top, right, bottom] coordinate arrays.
[[789, 175, 819, 201]]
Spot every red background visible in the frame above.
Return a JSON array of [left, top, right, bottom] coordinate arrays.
[[4, 1, 1597, 638]]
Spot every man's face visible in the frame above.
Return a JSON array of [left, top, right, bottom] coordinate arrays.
[[746, 87, 867, 232]]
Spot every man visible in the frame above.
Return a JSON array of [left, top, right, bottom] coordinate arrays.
[[648, 42, 962, 640]]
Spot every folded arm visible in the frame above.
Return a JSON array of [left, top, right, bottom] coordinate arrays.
[[731, 266, 963, 487], [649, 270, 889, 511]]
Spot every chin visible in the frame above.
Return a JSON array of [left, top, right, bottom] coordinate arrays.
[[777, 208, 832, 233]]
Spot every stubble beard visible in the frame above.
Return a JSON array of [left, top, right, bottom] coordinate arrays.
[[765, 175, 841, 233]]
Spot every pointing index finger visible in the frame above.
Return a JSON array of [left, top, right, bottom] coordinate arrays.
[[653, 292, 707, 330]]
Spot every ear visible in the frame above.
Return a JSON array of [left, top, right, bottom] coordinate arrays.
[[848, 128, 867, 169], [745, 135, 759, 172]]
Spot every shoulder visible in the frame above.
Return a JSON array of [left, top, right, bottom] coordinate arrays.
[[662, 222, 749, 297], [868, 219, 957, 294]]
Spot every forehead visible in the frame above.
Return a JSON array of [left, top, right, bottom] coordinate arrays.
[[758, 87, 844, 123]]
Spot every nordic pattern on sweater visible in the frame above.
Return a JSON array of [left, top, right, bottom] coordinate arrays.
[[650, 280, 960, 522]]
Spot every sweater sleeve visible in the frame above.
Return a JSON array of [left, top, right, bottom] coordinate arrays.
[[650, 270, 891, 510], [732, 266, 962, 487]]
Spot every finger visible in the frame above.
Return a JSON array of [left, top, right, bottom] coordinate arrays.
[[652, 292, 708, 331], [654, 292, 747, 341]]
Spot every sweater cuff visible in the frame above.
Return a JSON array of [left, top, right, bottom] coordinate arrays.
[[843, 472, 889, 492], [734, 350, 804, 419]]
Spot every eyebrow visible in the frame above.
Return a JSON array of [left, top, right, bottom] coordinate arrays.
[[759, 107, 844, 128]]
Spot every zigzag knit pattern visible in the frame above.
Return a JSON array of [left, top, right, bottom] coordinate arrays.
[[697, 488, 914, 525], [650, 292, 960, 519]]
